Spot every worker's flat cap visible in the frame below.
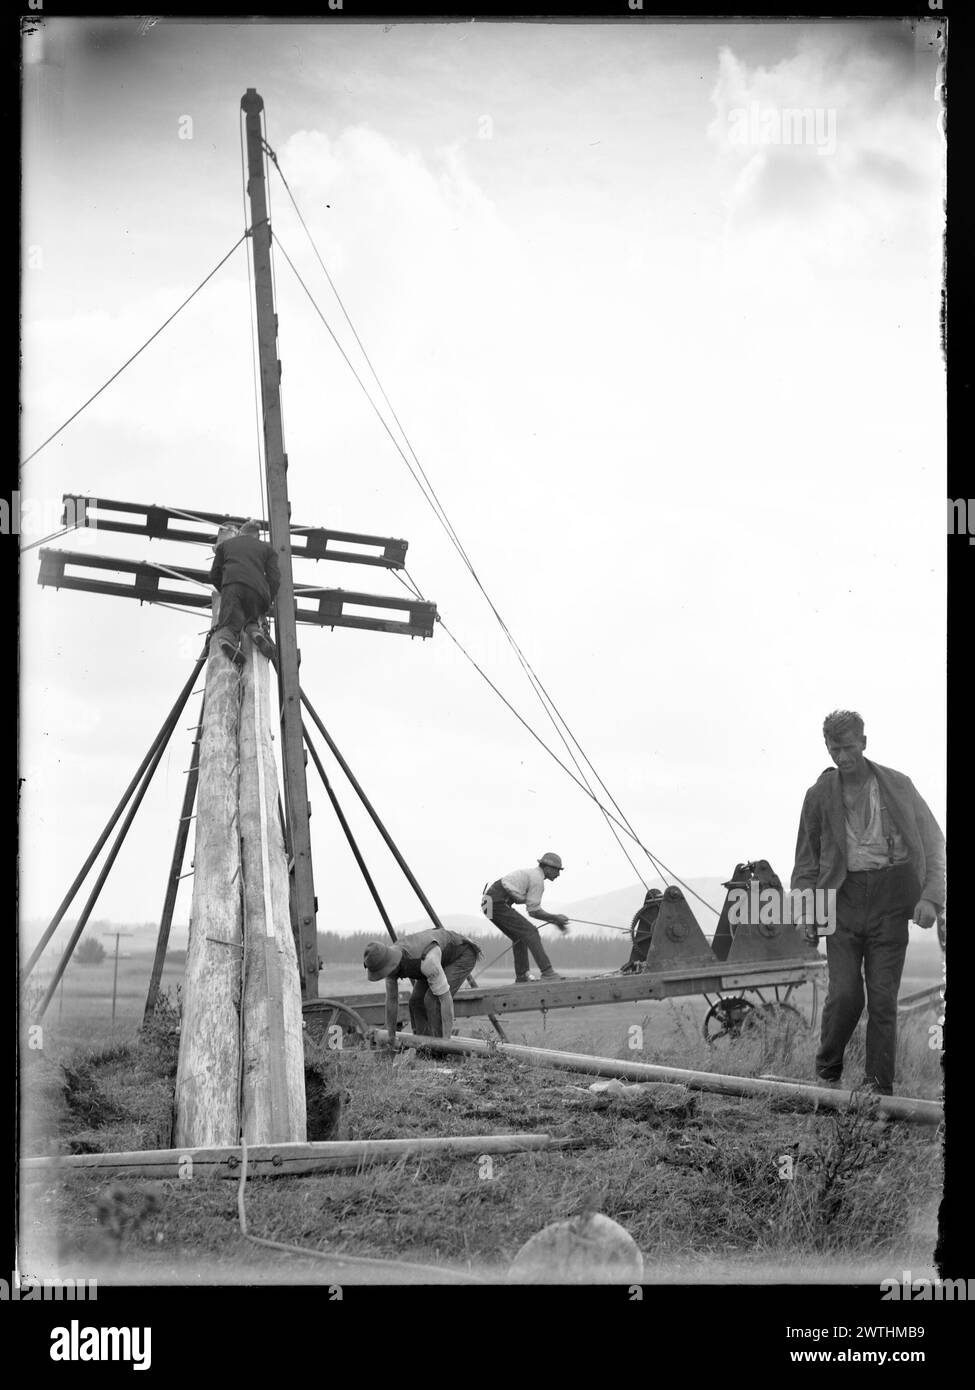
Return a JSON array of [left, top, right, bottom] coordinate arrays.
[[363, 941, 403, 981]]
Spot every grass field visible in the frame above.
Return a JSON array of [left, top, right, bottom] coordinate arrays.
[[19, 940, 944, 1286]]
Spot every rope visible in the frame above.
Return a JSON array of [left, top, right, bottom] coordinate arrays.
[[20, 522, 80, 553], [268, 192, 712, 913], [233, 656, 248, 1148], [21, 232, 250, 467], [261, 110, 289, 501], [231, 716, 481, 1290], [142, 560, 212, 590], [473, 941, 512, 978], [155, 602, 210, 619], [234, 1134, 483, 1282], [428, 608, 719, 916], [268, 173, 650, 872], [162, 502, 240, 531], [272, 234, 456, 545], [567, 917, 632, 933]]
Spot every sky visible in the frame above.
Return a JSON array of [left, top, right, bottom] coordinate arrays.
[[19, 17, 946, 951]]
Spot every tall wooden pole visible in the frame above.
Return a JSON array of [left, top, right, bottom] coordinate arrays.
[[239, 645, 306, 1142], [174, 528, 244, 1148], [241, 88, 319, 1000]]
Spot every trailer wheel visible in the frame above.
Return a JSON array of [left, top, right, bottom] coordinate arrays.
[[307, 1000, 373, 1051], [703, 996, 755, 1042]]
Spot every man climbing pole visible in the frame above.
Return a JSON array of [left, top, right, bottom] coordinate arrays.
[[208, 518, 279, 666], [481, 852, 568, 983], [618, 888, 663, 973], [363, 928, 482, 1046]]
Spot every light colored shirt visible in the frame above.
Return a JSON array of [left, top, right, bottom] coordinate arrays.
[[501, 865, 546, 913], [845, 776, 910, 871], [419, 946, 450, 996], [385, 944, 450, 998]]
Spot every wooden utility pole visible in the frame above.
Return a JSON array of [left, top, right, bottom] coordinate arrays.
[[174, 528, 244, 1148], [241, 88, 320, 1000], [104, 930, 132, 1025], [238, 642, 306, 1142], [174, 517, 307, 1146], [32, 92, 440, 1142]]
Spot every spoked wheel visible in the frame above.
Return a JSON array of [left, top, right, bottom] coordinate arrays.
[[703, 996, 756, 1042], [308, 999, 373, 1052]]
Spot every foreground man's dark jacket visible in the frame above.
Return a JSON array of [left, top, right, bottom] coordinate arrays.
[[791, 758, 945, 908], [208, 533, 280, 609]]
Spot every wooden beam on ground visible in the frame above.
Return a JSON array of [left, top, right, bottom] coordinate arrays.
[[174, 529, 243, 1149], [238, 642, 306, 1143], [378, 1032, 944, 1126], [897, 984, 944, 1014], [22, 1134, 556, 1180]]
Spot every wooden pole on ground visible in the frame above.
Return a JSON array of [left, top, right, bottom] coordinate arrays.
[[381, 1032, 944, 1126], [238, 641, 306, 1143], [22, 1134, 556, 1180], [174, 527, 244, 1148]]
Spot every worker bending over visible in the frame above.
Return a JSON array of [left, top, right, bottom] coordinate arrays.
[[363, 927, 481, 1045], [481, 852, 568, 984], [208, 518, 278, 666]]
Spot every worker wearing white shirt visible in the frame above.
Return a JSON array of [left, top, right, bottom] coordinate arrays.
[[481, 851, 568, 983], [363, 928, 481, 1045]]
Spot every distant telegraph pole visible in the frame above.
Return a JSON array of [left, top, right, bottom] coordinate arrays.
[[103, 931, 132, 1025]]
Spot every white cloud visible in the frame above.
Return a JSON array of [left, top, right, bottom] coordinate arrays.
[[707, 28, 944, 262]]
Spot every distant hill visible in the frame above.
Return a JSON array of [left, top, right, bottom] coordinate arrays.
[[21, 886, 948, 977], [19, 878, 731, 953]]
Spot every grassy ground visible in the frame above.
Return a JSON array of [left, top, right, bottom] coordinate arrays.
[[19, 967, 944, 1286]]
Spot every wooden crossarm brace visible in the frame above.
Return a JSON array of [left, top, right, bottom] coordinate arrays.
[[37, 548, 437, 637], [61, 494, 409, 568]]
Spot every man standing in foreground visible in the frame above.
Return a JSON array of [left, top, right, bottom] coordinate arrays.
[[208, 518, 279, 665], [791, 710, 945, 1095], [363, 927, 481, 1045], [481, 852, 568, 983]]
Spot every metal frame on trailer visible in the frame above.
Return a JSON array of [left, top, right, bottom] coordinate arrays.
[[304, 954, 826, 1036], [303, 877, 828, 1045]]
